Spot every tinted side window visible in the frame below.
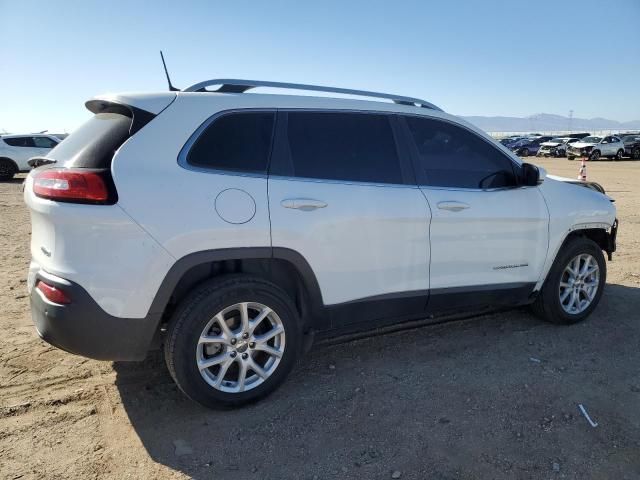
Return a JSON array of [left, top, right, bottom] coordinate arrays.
[[188, 112, 275, 173], [284, 112, 402, 184], [3, 136, 33, 147], [405, 116, 517, 189], [32, 136, 58, 148]]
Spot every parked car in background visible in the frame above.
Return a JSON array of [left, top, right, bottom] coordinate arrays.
[[498, 136, 526, 148], [0, 134, 60, 180], [620, 134, 640, 160], [511, 136, 554, 156], [537, 137, 580, 157], [567, 135, 625, 161]]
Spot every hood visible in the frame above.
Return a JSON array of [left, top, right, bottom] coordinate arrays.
[[541, 141, 561, 147], [569, 141, 595, 149], [547, 174, 610, 198]]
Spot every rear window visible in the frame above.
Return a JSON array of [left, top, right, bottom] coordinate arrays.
[[47, 112, 132, 168]]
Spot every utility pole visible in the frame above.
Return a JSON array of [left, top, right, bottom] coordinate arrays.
[[568, 110, 573, 133]]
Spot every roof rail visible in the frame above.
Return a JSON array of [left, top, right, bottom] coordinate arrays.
[[182, 79, 443, 111]]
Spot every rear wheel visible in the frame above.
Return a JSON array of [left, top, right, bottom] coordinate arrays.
[[519, 148, 529, 157], [589, 150, 601, 161], [0, 159, 17, 180], [568, 156, 575, 160], [632, 147, 640, 160], [164, 276, 302, 408], [531, 237, 606, 324], [614, 149, 624, 161]]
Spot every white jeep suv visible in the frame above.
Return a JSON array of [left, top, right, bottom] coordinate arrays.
[[0, 134, 60, 179], [24, 80, 618, 408]]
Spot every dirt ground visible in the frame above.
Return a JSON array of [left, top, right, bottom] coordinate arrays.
[[1, 157, 639, 480]]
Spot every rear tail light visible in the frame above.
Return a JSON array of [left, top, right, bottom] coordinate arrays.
[[36, 280, 71, 304], [32, 168, 115, 204]]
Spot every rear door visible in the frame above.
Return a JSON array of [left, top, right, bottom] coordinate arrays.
[[401, 115, 549, 310], [268, 111, 431, 328]]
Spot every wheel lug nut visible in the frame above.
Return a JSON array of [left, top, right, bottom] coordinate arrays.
[[249, 342, 255, 349], [242, 353, 248, 360], [230, 351, 237, 358], [230, 338, 237, 345], [242, 332, 249, 339]]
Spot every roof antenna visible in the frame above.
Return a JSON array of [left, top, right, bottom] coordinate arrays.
[[160, 50, 179, 91]]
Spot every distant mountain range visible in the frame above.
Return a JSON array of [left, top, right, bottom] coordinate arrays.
[[461, 113, 640, 133]]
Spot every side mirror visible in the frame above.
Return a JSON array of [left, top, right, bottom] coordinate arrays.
[[521, 163, 544, 186]]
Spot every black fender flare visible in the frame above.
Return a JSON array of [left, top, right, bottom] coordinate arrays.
[[146, 246, 324, 320]]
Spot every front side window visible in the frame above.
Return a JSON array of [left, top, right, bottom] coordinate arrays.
[[405, 116, 517, 189], [187, 111, 275, 173], [283, 112, 403, 184], [32, 136, 58, 148]]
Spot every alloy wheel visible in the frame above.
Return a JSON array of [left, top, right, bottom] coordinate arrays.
[[559, 253, 600, 315], [196, 302, 286, 393]]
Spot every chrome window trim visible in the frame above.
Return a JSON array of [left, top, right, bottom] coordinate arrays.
[[177, 106, 523, 191]]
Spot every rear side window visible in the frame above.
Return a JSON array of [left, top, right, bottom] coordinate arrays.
[[47, 112, 132, 168], [3, 136, 34, 147], [283, 112, 402, 184], [404, 116, 517, 189], [187, 112, 275, 174]]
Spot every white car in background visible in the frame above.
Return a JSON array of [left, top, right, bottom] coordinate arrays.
[[0, 134, 60, 180], [537, 137, 580, 158], [567, 135, 625, 161]]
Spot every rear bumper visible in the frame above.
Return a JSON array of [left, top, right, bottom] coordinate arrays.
[[30, 270, 160, 361]]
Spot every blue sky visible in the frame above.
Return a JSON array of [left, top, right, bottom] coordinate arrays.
[[1, 0, 639, 133]]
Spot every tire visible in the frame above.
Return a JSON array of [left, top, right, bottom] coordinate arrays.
[[632, 147, 640, 160], [164, 275, 302, 408], [0, 159, 17, 180], [568, 156, 575, 161], [589, 150, 600, 161], [614, 149, 624, 161], [519, 148, 528, 157], [531, 236, 606, 325]]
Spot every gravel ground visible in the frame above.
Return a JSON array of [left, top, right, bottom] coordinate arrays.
[[1, 157, 639, 480]]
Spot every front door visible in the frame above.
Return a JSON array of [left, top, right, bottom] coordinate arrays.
[[268, 111, 431, 328], [400, 114, 549, 311]]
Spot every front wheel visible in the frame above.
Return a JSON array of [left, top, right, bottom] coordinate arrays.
[[632, 147, 640, 160], [531, 237, 606, 324], [519, 148, 529, 157], [589, 150, 601, 161], [164, 276, 301, 408], [568, 156, 575, 161]]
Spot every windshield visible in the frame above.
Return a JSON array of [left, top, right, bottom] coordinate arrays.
[[581, 136, 601, 143], [622, 135, 640, 142], [549, 138, 564, 143]]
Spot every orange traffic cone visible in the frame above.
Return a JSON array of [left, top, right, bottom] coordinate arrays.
[[578, 157, 587, 181]]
